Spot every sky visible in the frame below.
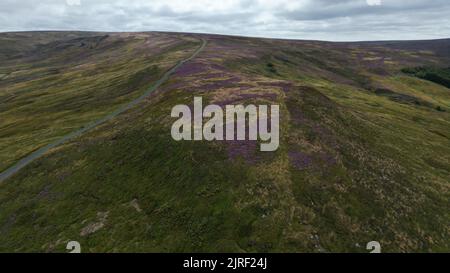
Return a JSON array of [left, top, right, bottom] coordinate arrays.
[[0, 0, 449, 41]]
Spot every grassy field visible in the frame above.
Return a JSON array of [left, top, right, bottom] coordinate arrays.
[[0, 33, 448, 252]]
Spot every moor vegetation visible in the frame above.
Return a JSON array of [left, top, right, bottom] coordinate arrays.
[[0, 33, 449, 253]]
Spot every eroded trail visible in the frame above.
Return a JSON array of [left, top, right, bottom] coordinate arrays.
[[0, 39, 207, 183]]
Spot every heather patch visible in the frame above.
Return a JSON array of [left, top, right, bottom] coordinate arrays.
[[311, 125, 340, 150], [288, 151, 314, 170], [200, 76, 242, 91], [175, 62, 207, 77], [215, 93, 278, 107], [226, 139, 261, 164], [257, 81, 293, 93], [289, 150, 337, 171]]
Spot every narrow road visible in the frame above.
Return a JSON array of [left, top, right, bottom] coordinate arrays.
[[0, 39, 207, 183]]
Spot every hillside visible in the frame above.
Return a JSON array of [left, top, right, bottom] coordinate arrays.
[[0, 32, 449, 253]]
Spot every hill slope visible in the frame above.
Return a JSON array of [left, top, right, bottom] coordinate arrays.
[[0, 32, 449, 252]]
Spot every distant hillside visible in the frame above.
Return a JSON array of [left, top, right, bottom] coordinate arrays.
[[363, 38, 450, 60], [0, 32, 449, 253], [0, 32, 103, 60]]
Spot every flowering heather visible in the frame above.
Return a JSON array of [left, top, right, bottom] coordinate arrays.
[[239, 93, 278, 102], [312, 125, 340, 150], [200, 77, 242, 91], [206, 63, 228, 71], [257, 81, 293, 93], [289, 151, 314, 170], [289, 151, 337, 170], [226, 139, 261, 164], [175, 62, 206, 77], [215, 92, 277, 107], [200, 73, 229, 80], [288, 104, 307, 125]]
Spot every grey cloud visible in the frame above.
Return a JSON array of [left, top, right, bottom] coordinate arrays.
[[278, 0, 450, 21], [0, 0, 449, 41]]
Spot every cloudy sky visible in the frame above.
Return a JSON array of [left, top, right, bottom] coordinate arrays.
[[0, 0, 449, 41]]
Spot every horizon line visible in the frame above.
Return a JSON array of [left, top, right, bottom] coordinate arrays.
[[1, 29, 450, 43]]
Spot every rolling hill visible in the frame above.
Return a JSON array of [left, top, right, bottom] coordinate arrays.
[[0, 32, 449, 253]]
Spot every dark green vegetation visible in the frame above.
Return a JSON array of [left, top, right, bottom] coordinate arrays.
[[0, 33, 449, 253], [402, 66, 450, 89]]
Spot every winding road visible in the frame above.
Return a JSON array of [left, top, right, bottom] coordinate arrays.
[[0, 39, 207, 183]]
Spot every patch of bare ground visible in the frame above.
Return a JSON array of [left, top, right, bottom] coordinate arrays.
[[80, 211, 109, 237]]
